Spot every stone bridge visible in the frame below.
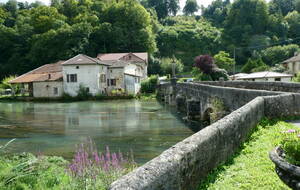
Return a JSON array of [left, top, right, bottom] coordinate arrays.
[[157, 82, 284, 125], [110, 81, 300, 190]]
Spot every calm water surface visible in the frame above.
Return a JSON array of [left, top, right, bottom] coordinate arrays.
[[0, 100, 193, 163]]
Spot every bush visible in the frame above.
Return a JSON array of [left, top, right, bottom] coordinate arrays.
[[141, 75, 158, 93], [77, 84, 92, 100], [279, 129, 300, 166]]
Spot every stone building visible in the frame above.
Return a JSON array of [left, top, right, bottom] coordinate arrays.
[[9, 61, 64, 98], [283, 53, 300, 76]]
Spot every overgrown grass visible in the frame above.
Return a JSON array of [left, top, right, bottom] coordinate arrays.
[[198, 119, 297, 190], [0, 140, 136, 190]]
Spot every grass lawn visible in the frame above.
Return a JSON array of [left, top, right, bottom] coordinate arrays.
[[198, 119, 297, 190]]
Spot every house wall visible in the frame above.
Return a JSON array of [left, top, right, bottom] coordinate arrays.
[[62, 64, 108, 96], [288, 61, 300, 75], [124, 75, 141, 95], [33, 81, 63, 98], [124, 63, 143, 77], [107, 67, 125, 93]]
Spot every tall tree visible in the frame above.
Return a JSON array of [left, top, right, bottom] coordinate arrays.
[[168, 0, 180, 16], [146, 0, 179, 19], [201, 0, 230, 27], [224, 0, 269, 47], [269, 0, 297, 16], [183, 0, 199, 16], [285, 11, 300, 38], [100, 0, 156, 53], [29, 6, 66, 34]]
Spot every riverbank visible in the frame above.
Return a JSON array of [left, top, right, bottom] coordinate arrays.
[[198, 119, 296, 190], [0, 93, 156, 103]]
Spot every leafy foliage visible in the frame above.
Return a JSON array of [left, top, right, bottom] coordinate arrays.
[[157, 16, 222, 69], [241, 58, 269, 73], [279, 129, 300, 166], [260, 44, 300, 66], [193, 55, 229, 81], [183, 0, 199, 16], [141, 75, 158, 93], [194, 55, 215, 74], [213, 51, 235, 72], [160, 57, 183, 75]]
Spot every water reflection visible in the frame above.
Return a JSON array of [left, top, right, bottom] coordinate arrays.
[[0, 100, 193, 163]]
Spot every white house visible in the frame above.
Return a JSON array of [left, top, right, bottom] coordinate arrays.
[[62, 54, 110, 96], [97, 52, 148, 80], [236, 71, 293, 82], [62, 54, 143, 96]]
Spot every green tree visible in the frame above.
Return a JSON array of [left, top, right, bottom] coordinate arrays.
[[296, 0, 300, 12], [157, 17, 222, 69], [201, 0, 230, 27], [213, 51, 235, 72], [160, 57, 184, 75], [0, 8, 8, 24], [285, 11, 300, 38], [183, 0, 199, 16], [260, 44, 300, 66], [224, 0, 269, 47], [269, 0, 297, 16], [29, 6, 66, 33], [146, 0, 180, 19], [102, 0, 156, 53], [241, 58, 269, 73], [267, 13, 289, 39]]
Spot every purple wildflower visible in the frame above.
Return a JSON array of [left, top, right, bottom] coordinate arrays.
[[283, 129, 296, 133]]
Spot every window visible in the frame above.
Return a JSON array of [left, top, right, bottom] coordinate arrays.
[[275, 78, 281, 81], [107, 79, 110, 86], [67, 74, 77, 83], [76, 66, 79, 69], [54, 87, 58, 95], [110, 79, 116, 86], [100, 74, 106, 83]]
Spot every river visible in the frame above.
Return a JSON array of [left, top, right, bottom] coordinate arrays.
[[0, 100, 193, 163]]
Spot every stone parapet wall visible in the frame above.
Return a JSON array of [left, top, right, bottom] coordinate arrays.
[[109, 82, 300, 190], [197, 81, 300, 93]]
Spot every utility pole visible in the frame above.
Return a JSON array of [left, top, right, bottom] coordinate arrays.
[[172, 55, 176, 78]]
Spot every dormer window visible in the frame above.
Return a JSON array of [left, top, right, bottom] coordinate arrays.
[[129, 55, 132, 59]]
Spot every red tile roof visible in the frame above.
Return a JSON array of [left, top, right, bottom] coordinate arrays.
[[63, 54, 110, 66], [97, 52, 148, 63], [9, 61, 64, 84]]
